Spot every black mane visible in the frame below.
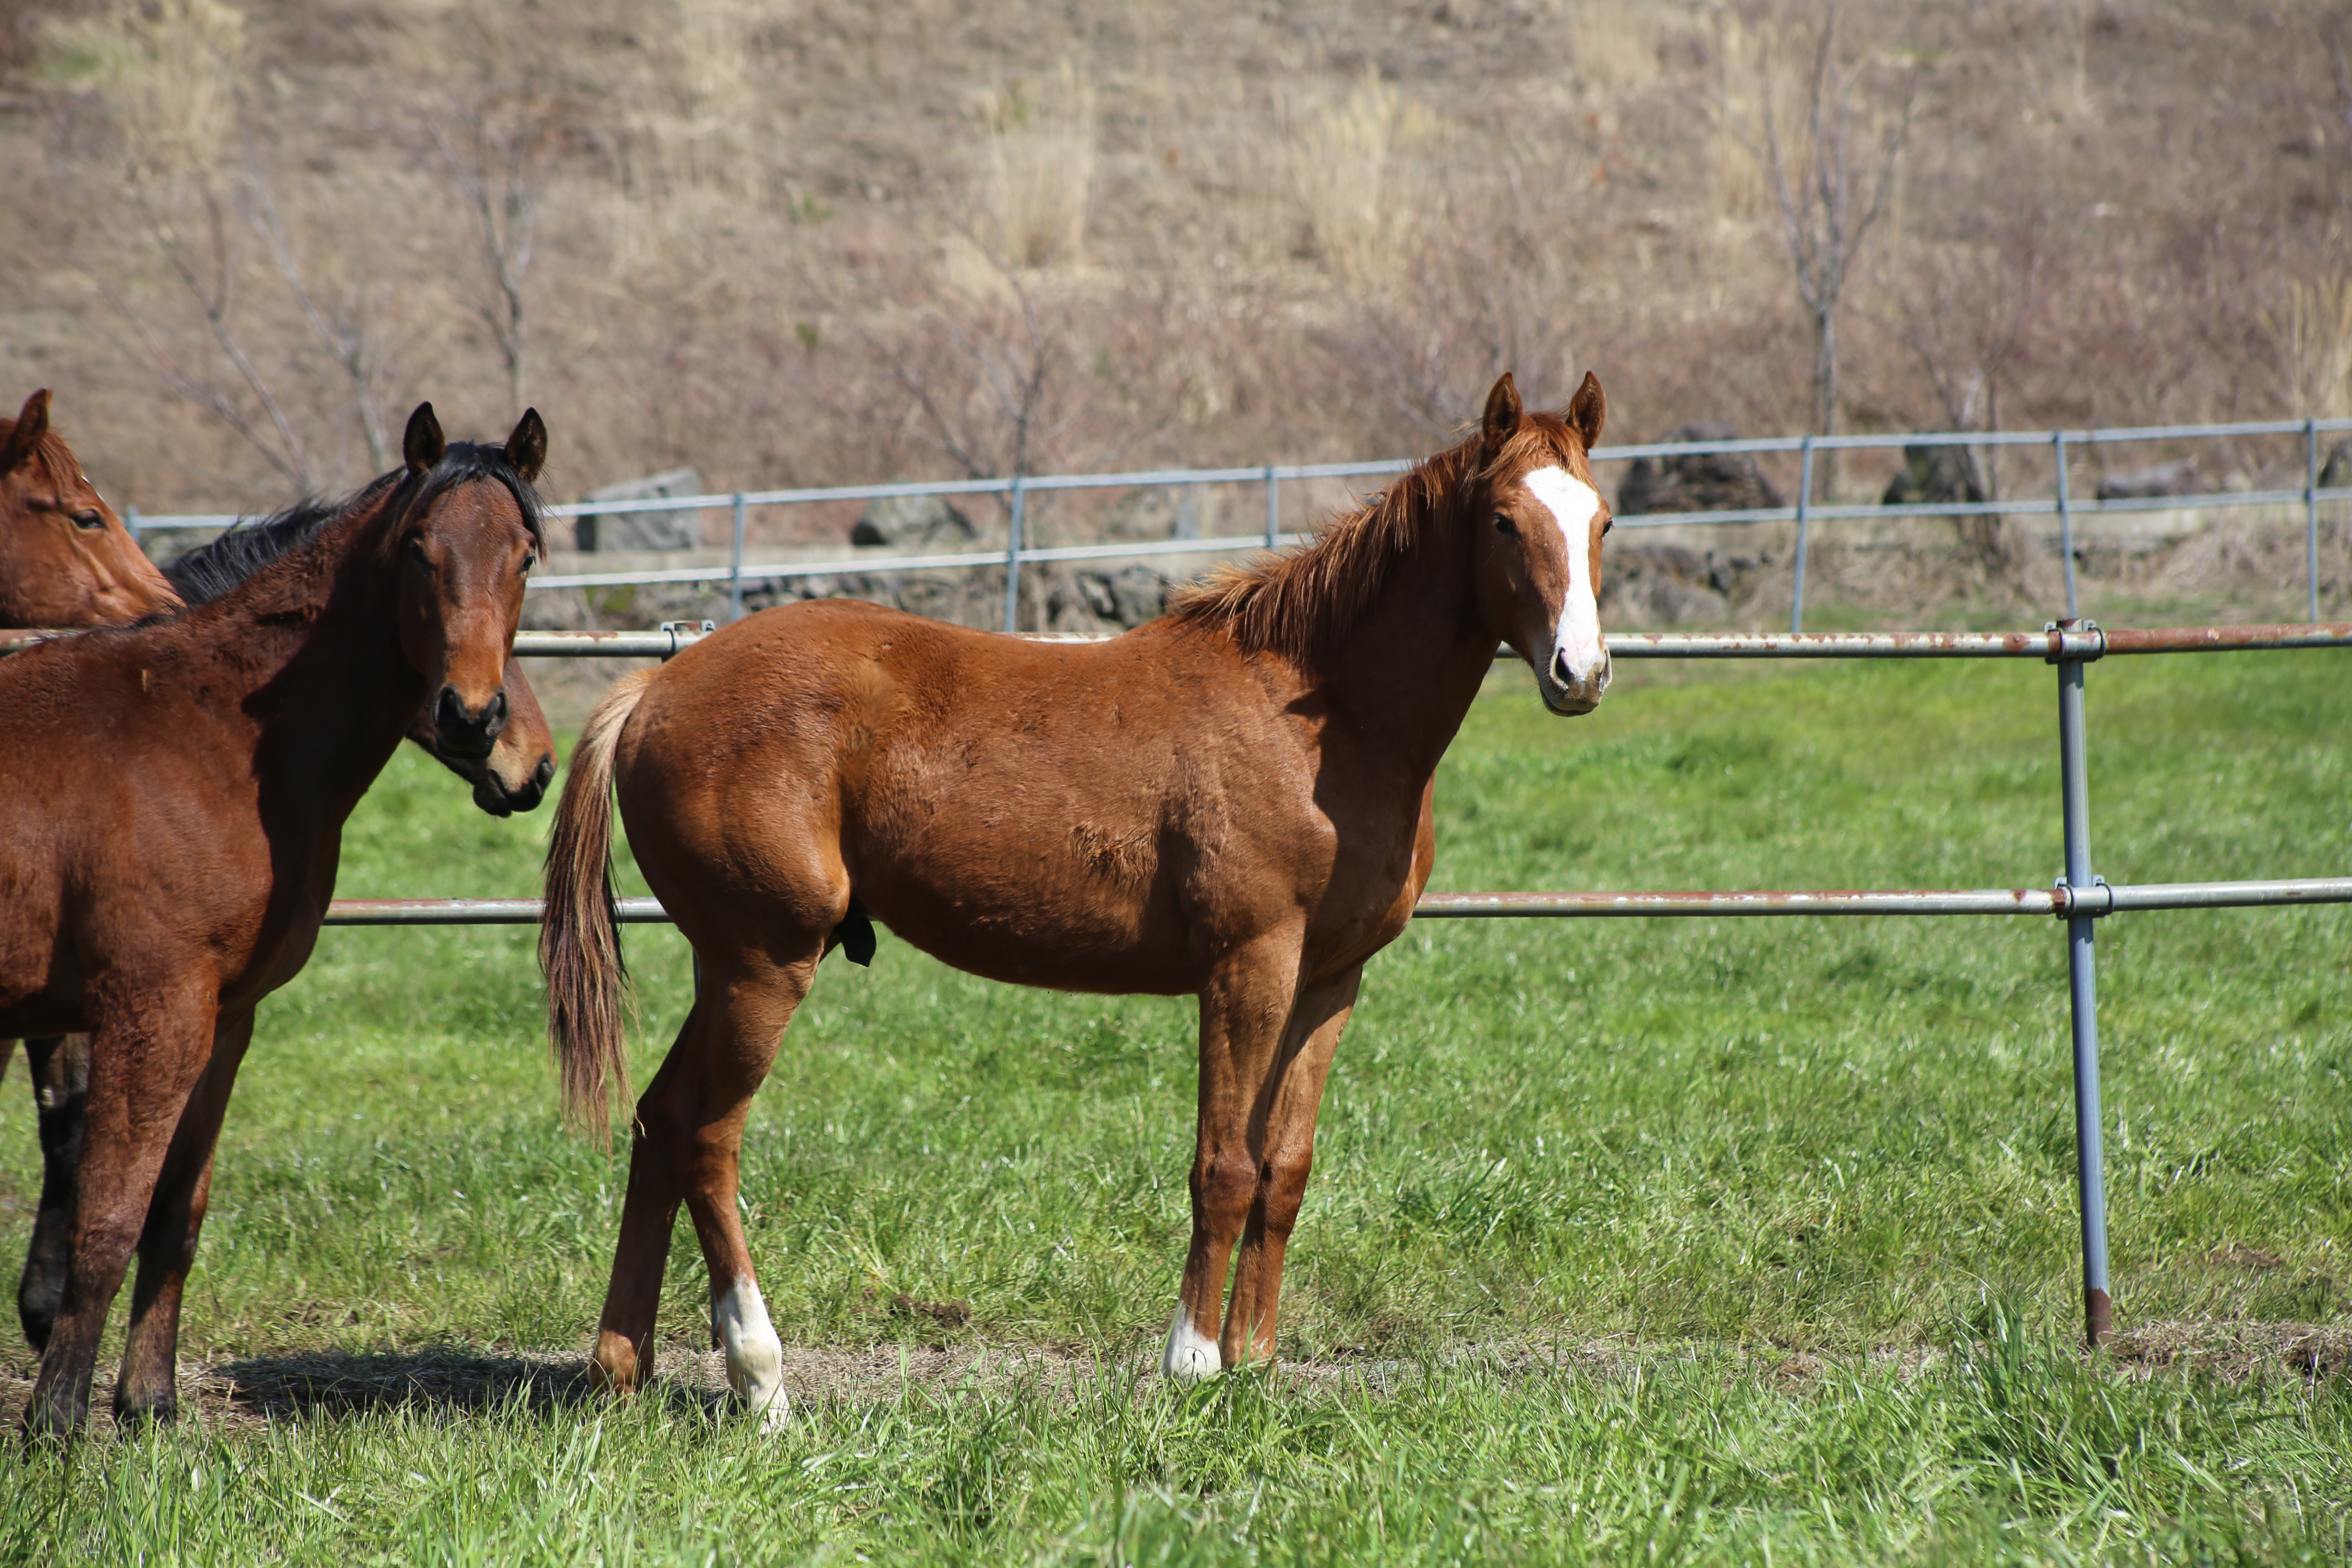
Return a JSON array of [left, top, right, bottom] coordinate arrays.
[[164, 443, 545, 607]]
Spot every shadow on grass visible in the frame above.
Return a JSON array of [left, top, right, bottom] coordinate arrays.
[[209, 1347, 726, 1422]]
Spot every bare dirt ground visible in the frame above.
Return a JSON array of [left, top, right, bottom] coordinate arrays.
[[2, 1320, 2342, 1438]]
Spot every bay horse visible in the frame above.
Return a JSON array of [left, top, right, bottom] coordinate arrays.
[[541, 372, 1612, 1421], [7, 537, 560, 1362], [0, 402, 546, 1435]]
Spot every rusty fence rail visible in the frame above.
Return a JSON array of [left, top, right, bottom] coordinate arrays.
[[6, 617, 2352, 1347]]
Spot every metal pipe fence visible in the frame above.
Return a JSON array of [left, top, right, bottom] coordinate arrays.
[[6, 616, 2350, 1348], [121, 415, 2352, 635]]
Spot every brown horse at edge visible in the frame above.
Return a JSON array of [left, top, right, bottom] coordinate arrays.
[[541, 372, 1613, 1421], [0, 388, 561, 1364], [0, 403, 546, 1435]]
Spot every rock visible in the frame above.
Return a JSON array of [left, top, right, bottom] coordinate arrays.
[[575, 468, 705, 552], [1597, 543, 1764, 626], [852, 494, 978, 548], [2095, 457, 2205, 501], [1882, 444, 1985, 506], [2318, 437, 2352, 491], [1074, 566, 1168, 627], [1616, 421, 1783, 517], [1103, 485, 1214, 541]]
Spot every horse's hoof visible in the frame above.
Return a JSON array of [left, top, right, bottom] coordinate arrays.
[[589, 1330, 640, 1396]]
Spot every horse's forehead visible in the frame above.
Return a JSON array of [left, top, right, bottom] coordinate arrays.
[[1516, 463, 1602, 526]]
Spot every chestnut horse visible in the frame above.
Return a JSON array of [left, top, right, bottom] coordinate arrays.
[[541, 372, 1611, 1421], [0, 403, 545, 1434], [0, 388, 178, 628], [0, 394, 560, 1359]]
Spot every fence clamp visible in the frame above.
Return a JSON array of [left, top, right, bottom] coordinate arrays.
[[658, 620, 717, 658], [2051, 875, 2112, 919], [2042, 618, 2105, 664]]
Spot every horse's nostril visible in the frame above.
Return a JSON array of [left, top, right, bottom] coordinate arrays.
[[1551, 648, 1575, 688], [533, 757, 555, 790]]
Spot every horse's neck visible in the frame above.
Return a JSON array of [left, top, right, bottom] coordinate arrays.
[[1315, 499, 1495, 781], [196, 505, 419, 821]]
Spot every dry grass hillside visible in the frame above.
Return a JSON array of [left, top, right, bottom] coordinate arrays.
[[1, 0, 2348, 592]]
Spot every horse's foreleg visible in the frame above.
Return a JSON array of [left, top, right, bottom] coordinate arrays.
[[17, 1033, 89, 1352], [1221, 966, 1361, 1368], [23, 983, 216, 1438], [113, 1008, 256, 1425], [593, 946, 813, 1424], [1164, 939, 1303, 1383]]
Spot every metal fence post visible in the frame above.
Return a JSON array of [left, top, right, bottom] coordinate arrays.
[[2055, 431, 2077, 620], [2052, 617, 2112, 1348], [1264, 463, 1279, 549], [2306, 419, 2321, 624], [727, 492, 748, 623], [1789, 436, 1816, 634], [1003, 476, 1027, 635]]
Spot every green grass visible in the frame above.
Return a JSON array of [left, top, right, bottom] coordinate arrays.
[[2, 650, 2349, 1563]]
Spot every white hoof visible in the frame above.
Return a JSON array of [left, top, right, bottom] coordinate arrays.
[[714, 1277, 790, 1429], [1161, 1309, 1222, 1382]]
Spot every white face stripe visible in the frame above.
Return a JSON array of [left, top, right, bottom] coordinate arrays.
[[1161, 1307, 1222, 1382], [1520, 466, 1607, 683]]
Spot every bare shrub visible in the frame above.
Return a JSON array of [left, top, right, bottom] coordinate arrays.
[[1285, 69, 1438, 296]]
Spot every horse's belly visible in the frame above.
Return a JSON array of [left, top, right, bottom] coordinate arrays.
[[857, 857, 1200, 996]]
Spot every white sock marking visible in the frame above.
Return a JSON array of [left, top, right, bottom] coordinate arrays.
[[714, 1276, 789, 1428], [1161, 1307, 1222, 1381], [1521, 466, 1607, 685]]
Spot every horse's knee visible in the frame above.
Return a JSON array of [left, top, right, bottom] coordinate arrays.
[[1192, 1149, 1258, 1226]]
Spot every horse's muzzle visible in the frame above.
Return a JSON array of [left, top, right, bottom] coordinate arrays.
[[1541, 647, 1610, 716], [433, 684, 508, 760]]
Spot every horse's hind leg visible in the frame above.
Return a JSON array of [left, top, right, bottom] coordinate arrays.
[[113, 1007, 256, 1425], [1220, 966, 1361, 1368], [592, 942, 819, 1425], [17, 1033, 89, 1352], [24, 982, 216, 1437]]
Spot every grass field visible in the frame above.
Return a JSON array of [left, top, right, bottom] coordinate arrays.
[[1, 648, 2348, 1564]]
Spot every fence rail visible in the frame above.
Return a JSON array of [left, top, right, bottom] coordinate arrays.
[[6, 614, 2350, 1350], [121, 413, 2352, 631]]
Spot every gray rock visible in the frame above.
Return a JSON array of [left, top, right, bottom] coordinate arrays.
[[1617, 422, 1783, 517], [575, 468, 704, 552], [1075, 566, 1169, 627], [2095, 457, 2205, 501], [853, 494, 978, 547], [1882, 444, 1986, 506]]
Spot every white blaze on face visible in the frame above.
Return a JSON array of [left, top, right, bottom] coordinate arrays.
[[1162, 1307, 1222, 1382], [714, 1276, 789, 1429], [1521, 466, 1607, 686]]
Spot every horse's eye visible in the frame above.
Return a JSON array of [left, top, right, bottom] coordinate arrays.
[[1601, 517, 1614, 537], [406, 535, 430, 565], [1493, 512, 1518, 537], [72, 510, 104, 530], [521, 551, 538, 573]]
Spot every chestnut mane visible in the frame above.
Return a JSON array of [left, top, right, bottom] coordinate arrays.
[[1168, 411, 1592, 664]]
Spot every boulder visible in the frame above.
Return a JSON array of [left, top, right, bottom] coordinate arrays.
[[852, 494, 979, 547], [2095, 457, 2206, 501], [1597, 543, 1765, 626], [1616, 421, 1783, 517], [575, 468, 704, 552], [1882, 444, 1986, 506], [1075, 566, 1169, 627]]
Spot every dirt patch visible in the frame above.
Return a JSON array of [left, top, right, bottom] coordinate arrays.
[[2108, 1319, 2352, 1385], [0, 1321, 2337, 1435]]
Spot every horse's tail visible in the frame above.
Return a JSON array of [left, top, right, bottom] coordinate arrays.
[[541, 666, 657, 1145]]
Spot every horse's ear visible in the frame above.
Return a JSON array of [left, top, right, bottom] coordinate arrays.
[[403, 402, 446, 475], [1480, 372, 1522, 458], [2, 388, 51, 476], [503, 408, 546, 483], [1566, 371, 1606, 453]]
